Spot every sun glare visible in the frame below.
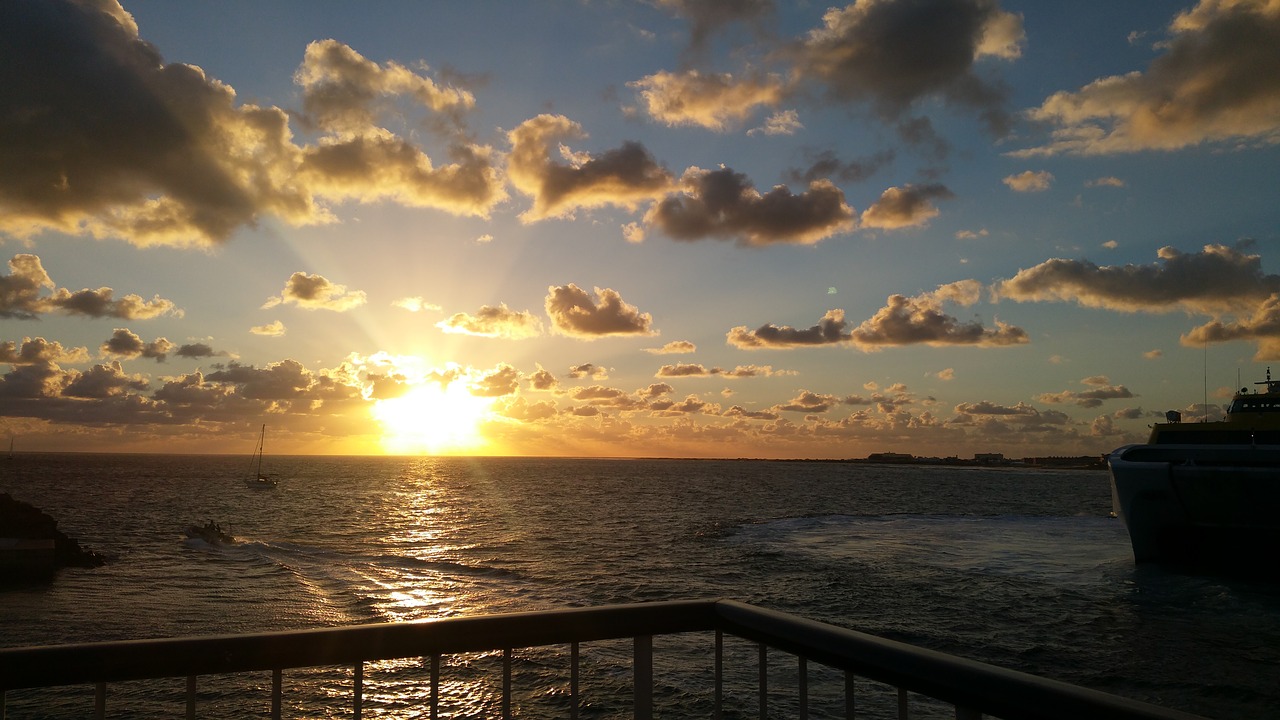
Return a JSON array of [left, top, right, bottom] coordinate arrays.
[[372, 383, 495, 454]]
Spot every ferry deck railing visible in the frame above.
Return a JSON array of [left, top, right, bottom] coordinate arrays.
[[0, 598, 1206, 719]]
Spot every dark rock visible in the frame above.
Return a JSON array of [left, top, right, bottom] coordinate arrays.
[[0, 492, 107, 571]]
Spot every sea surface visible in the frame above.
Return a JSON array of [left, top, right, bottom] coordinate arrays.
[[2, 454, 1278, 719]]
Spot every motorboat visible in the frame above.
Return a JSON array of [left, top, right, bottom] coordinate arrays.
[[185, 521, 236, 545], [1107, 369, 1280, 564]]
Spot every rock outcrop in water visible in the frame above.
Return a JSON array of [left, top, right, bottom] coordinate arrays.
[[0, 492, 107, 574]]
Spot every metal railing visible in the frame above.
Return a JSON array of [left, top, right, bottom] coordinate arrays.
[[0, 599, 1207, 719]]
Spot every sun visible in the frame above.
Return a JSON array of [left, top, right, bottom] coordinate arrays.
[[372, 383, 495, 455]]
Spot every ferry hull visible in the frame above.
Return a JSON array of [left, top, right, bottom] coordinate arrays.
[[1107, 444, 1280, 565]]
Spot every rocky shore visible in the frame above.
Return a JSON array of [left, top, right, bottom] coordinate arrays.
[[1, 492, 106, 578]]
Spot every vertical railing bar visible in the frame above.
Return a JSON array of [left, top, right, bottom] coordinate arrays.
[[503, 648, 512, 720], [757, 643, 767, 720], [634, 634, 653, 720], [799, 656, 808, 720], [271, 668, 282, 720], [845, 670, 855, 720], [353, 660, 363, 720], [1, 689, 6, 720], [714, 629, 723, 720], [430, 654, 440, 720], [898, 686, 908, 720], [186, 675, 196, 720], [570, 641, 580, 720], [94, 682, 105, 720]]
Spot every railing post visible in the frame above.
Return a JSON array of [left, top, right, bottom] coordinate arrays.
[[714, 630, 723, 720], [634, 634, 653, 720], [845, 671, 855, 719], [430, 654, 440, 720], [898, 687, 908, 719], [570, 641, 580, 720], [94, 682, 105, 719], [799, 656, 808, 720], [503, 648, 512, 719], [271, 668, 282, 720], [758, 643, 767, 720], [353, 660, 363, 720], [186, 675, 196, 720]]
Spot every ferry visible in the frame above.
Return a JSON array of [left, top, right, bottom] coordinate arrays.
[[1107, 369, 1280, 564]]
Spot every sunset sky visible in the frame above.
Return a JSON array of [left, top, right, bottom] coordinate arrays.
[[2, 0, 1278, 458]]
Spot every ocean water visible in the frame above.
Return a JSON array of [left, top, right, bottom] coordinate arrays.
[[1, 454, 1278, 718]]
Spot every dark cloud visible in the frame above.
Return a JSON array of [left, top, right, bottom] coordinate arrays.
[[851, 292, 1028, 348], [528, 365, 559, 391], [472, 364, 520, 397], [727, 309, 852, 349], [64, 361, 148, 399], [101, 328, 173, 361], [995, 244, 1280, 315], [567, 363, 609, 380], [545, 284, 656, 338], [655, 0, 775, 55], [507, 114, 673, 221], [645, 166, 855, 246], [793, 0, 1024, 135], [1, 337, 89, 365], [1036, 376, 1135, 408], [778, 390, 838, 413], [1, 255, 179, 320], [787, 149, 895, 185], [1182, 293, 1280, 361], [264, 272, 366, 312], [1015, 0, 1280, 155]]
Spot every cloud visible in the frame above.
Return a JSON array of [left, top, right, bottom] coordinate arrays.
[[645, 166, 855, 246], [1182, 293, 1280, 360], [0, 255, 180, 319], [0, 6, 507, 247], [471, 364, 520, 397], [994, 243, 1280, 315], [936, 368, 955, 380], [727, 309, 853, 349], [749, 110, 804, 136], [264, 272, 367, 312], [630, 70, 788, 131], [392, 297, 442, 312], [436, 304, 543, 339], [653, 0, 775, 54], [528, 365, 558, 391], [1036, 376, 1135, 408], [251, 320, 287, 337], [175, 343, 227, 359], [794, 0, 1024, 135], [729, 282, 1020, 351], [1014, 0, 1280, 156], [644, 340, 697, 354], [298, 131, 506, 217], [507, 114, 674, 221], [1002, 170, 1053, 192], [64, 361, 149, 399], [567, 363, 609, 380], [859, 183, 954, 229], [778, 390, 838, 413], [654, 363, 790, 378], [101, 328, 173, 362], [850, 288, 1028, 349], [1086, 176, 1126, 188], [544, 284, 656, 338], [0, 337, 89, 365], [787, 149, 894, 185], [293, 38, 474, 134]]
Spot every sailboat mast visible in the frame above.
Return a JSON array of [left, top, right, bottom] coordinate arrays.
[[256, 424, 265, 478]]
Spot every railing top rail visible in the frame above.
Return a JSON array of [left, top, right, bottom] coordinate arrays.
[[1, 598, 1209, 720], [709, 599, 1208, 720], [0, 599, 717, 688]]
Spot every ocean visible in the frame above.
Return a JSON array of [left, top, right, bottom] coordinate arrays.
[[1, 454, 1277, 718]]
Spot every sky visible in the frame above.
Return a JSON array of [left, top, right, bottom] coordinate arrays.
[[1, 0, 1278, 458]]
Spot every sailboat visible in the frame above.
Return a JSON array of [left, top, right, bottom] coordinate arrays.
[[244, 424, 277, 489]]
